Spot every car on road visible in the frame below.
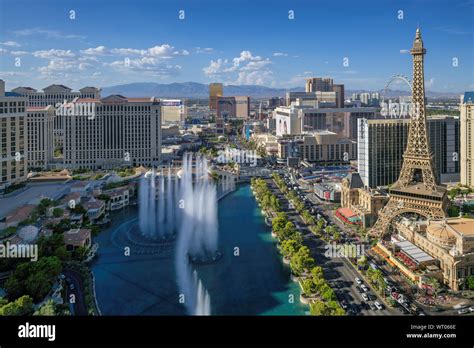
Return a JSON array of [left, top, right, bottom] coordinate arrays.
[[355, 277, 362, 285], [397, 306, 409, 314], [361, 284, 369, 292], [361, 293, 369, 301], [360, 301, 370, 310], [368, 302, 377, 311], [374, 301, 384, 310], [340, 300, 348, 310], [469, 306, 474, 313], [366, 293, 376, 301], [457, 307, 469, 315]]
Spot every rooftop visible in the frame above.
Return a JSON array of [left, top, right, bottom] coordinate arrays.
[[395, 240, 435, 264], [64, 228, 91, 243], [463, 91, 474, 104]]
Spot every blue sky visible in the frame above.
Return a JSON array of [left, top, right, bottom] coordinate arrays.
[[0, 0, 472, 92]]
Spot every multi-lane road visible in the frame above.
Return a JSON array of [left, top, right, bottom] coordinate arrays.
[[265, 177, 396, 316]]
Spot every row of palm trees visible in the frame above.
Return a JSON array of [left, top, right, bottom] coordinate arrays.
[[251, 178, 281, 213], [269, 175, 345, 316]]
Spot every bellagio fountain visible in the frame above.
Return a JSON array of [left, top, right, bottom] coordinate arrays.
[[137, 152, 224, 315]]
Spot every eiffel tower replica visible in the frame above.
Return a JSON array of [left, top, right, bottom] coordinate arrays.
[[370, 28, 449, 237]]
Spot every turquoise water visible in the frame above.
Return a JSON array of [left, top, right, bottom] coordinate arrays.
[[91, 184, 307, 315]]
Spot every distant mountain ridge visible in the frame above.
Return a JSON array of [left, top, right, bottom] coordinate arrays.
[[101, 82, 460, 99]]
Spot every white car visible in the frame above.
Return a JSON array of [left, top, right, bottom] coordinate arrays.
[[355, 277, 362, 285], [361, 293, 369, 301], [469, 306, 474, 313], [374, 301, 383, 310], [361, 284, 369, 292], [457, 308, 469, 315]]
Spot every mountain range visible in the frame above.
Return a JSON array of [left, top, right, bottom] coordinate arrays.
[[101, 82, 461, 99]]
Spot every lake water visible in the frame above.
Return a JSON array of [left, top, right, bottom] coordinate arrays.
[[91, 184, 307, 315]]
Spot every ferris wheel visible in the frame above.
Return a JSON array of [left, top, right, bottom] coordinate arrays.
[[381, 74, 413, 119]]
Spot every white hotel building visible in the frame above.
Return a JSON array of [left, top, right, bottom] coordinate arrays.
[[0, 80, 28, 192], [13, 85, 101, 149], [12, 84, 101, 107], [26, 105, 56, 169], [62, 94, 162, 170]]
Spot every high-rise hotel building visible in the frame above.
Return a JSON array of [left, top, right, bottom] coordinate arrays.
[[12, 84, 101, 107], [62, 95, 162, 170], [358, 116, 460, 188], [13, 84, 101, 149], [460, 92, 474, 188], [26, 105, 56, 169], [209, 83, 223, 111], [0, 80, 28, 192], [305, 77, 345, 108]]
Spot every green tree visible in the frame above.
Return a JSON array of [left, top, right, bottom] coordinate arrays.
[[0, 295, 33, 316], [310, 300, 330, 315], [319, 283, 336, 301], [466, 275, 474, 290], [290, 246, 315, 276], [5, 257, 62, 302], [272, 213, 288, 234], [34, 299, 56, 316], [52, 208, 64, 218], [278, 221, 298, 241], [426, 277, 441, 296], [98, 194, 111, 202], [357, 255, 368, 269], [327, 300, 346, 316], [300, 278, 315, 295], [71, 204, 86, 215], [280, 238, 302, 258], [447, 205, 460, 217], [310, 266, 324, 282]]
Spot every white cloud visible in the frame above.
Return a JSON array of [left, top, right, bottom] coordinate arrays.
[[237, 70, 273, 85], [288, 73, 310, 86], [38, 58, 78, 74], [110, 48, 146, 56], [81, 44, 189, 58], [203, 50, 273, 85], [196, 47, 213, 54], [82, 46, 109, 56], [0, 48, 28, 56], [10, 51, 28, 56], [400, 49, 410, 54], [232, 50, 265, 67], [273, 52, 288, 57], [202, 58, 236, 75], [109, 57, 182, 76], [33, 49, 75, 59], [11, 28, 85, 40], [426, 78, 435, 88], [1, 41, 21, 47]]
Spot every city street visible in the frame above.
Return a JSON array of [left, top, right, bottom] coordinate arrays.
[[265, 177, 396, 315], [63, 269, 88, 316], [0, 182, 72, 218]]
